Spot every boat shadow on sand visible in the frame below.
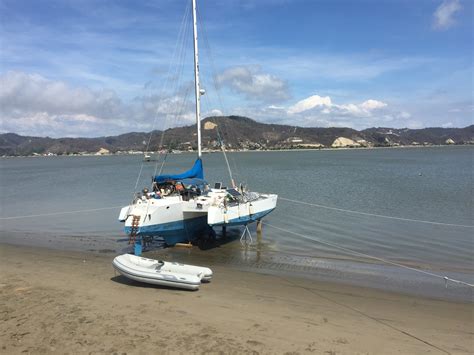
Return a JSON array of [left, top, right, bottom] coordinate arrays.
[[119, 226, 248, 253], [195, 228, 244, 250], [110, 274, 181, 290], [110, 274, 210, 291]]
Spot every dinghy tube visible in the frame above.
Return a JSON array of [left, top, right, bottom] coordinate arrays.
[[112, 254, 212, 290]]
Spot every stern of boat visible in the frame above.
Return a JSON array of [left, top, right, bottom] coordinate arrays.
[[207, 193, 277, 227]]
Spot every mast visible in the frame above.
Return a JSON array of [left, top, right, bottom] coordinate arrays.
[[192, 0, 202, 158]]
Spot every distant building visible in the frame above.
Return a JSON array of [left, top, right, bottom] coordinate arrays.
[[445, 138, 455, 145], [95, 147, 110, 155], [291, 138, 303, 143], [356, 139, 370, 147], [287, 137, 303, 143], [298, 143, 324, 148]]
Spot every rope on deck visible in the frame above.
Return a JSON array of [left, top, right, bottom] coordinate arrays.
[[263, 222, 474, 289], [279, 197, 473, 229]]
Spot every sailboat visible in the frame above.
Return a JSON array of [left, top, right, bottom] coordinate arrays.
[[118, 0, 277, 246]]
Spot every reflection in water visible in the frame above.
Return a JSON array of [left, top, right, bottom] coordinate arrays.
[[256, 225, 263, 263]]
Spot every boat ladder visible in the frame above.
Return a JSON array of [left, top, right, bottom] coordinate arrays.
[[128, 215, 141, 245]]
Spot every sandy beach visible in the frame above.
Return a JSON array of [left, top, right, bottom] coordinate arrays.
[[0, 244, 472, 354]]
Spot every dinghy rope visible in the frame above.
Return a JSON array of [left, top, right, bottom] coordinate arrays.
[[262, 222, 474, 289], [279, 197, 474, 229]]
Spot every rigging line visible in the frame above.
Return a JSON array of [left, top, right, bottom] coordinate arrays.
[[147, 0, 191, 154], [133, 0, 191, 194], [196, 7, 241, 184], [275, 275, 451, 355], [133, 163, 145, 191], [263, 222, 474, 288], [279, 197, 474, 229], [158, 151, 169, 176], [160, 6, 192, 149], [152, 2, 192, 175], [201, 82, 235, 186], [201, 85, 235, 186], [153, 61, 193, 178], [154, 87, 192, 178], [0, 206, 123, 220], [154, 14, 192, 172]]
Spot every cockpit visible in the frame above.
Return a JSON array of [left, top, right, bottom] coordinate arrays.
[[151, 178, 210, 201]]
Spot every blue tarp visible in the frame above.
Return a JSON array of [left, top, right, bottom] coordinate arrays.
[[153, 158, 204, 183]]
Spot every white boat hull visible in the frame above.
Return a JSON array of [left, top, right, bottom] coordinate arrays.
[[128, 254, 213, 281], [118, 1, 278, 247], [119, 191, 277, 245], [120, 197, 209, 245], [207, 194, 277, 226], [112, 254, 212, 290]]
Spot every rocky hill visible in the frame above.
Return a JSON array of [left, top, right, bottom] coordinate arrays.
[[1, 116, 473, 156]]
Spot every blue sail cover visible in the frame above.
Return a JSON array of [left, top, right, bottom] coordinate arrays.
[[153, 158, 204, 183]]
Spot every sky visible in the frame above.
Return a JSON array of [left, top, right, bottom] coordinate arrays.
[[0, 0, 472, 137]]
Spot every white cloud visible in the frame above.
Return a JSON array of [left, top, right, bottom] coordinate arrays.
[[1, 71, 463, 137], [267, 105, 285, 110], [0, 111, 132, 138], [359, 99, 388, 111], [0, 71, 124, 120], [287, 95, 388, 118], [216, 66, 290, 102], [228, 94, 413, 129], [287, 95, 332, 114], [433, 0, 462, 30], [0, 71, 197, 137], [206, 109, 223, 116], [337, 103, 366, 117]]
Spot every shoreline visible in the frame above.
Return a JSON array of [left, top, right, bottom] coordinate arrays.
[[1, 244, 472, 354], [1, 228, 473, 304], [1, 143, 471, 158]]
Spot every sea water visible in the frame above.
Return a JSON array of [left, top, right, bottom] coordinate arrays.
[[1, 146, 472, 301]]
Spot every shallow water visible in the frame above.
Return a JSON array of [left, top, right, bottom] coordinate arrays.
[[1, 146, 473, 301]]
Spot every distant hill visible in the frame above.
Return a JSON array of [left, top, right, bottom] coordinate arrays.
[[1, 116, 473, 156]]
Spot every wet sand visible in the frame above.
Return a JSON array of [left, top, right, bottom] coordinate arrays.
[[0, 244, 472, 354]]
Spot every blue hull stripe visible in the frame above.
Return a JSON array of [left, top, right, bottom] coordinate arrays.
[[124, 208, 274, 245], [124, 215, 208, 245], [209, 208, 275, 227]]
